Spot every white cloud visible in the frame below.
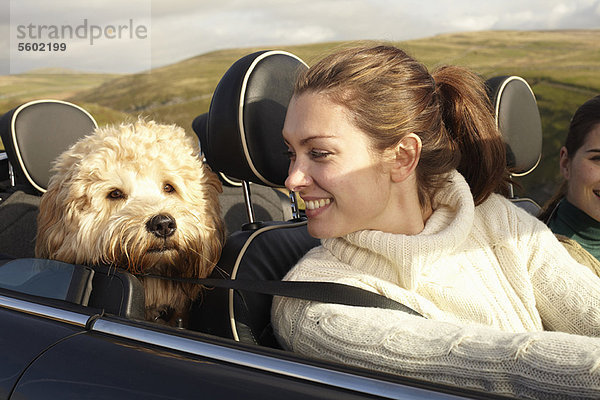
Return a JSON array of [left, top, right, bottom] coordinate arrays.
[[448, 15, 500, 31], [489, 0, 600, 29]]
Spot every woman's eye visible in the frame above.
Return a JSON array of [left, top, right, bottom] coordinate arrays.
[[309, 150, 331, 159], [163, 183, 175, 193], [107, 189, 125, 200]]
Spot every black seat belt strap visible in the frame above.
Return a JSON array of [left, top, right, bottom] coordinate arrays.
[[141, 274, 424, 317]]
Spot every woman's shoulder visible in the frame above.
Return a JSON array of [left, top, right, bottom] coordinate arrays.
[[476, 193, 543, 222], [555, 234, 600, 276], [282, 243, 353, 281], [472, 193, 554, 244], [283, 237, 398, 285]]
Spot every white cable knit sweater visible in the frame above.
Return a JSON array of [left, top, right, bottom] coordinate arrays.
[[272, 171, 600, 399]]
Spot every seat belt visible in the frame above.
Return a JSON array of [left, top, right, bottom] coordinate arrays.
[[139, 273, 424, 317]]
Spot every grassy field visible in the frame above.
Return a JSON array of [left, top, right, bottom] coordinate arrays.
[[1, 29, 599, 204]]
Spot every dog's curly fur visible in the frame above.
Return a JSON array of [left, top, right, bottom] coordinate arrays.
[[35, 120, 225, 326]]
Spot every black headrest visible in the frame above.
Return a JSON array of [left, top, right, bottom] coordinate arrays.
[[0, 99, 97, 193], [193, 112, 242, 187], [485, 76, 542, 176], [193, 50, 308, 187], [192, 111, 209, 152]]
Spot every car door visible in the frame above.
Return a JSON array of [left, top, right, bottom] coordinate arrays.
[[0, 298, 88, 399], [11, 317, 387, 399]]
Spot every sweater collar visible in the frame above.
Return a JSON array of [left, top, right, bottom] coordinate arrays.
[[322, 170, 475, 290]]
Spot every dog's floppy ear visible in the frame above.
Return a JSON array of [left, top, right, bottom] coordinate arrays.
[[182, 164, 225, 284], [36, 142, 93, 262], [35, 175, 89, 263], [35, 180, 68, 259], [199, 166, 225, 271]]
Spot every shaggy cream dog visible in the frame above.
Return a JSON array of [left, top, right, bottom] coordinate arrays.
[[36, 120, 225, 326]]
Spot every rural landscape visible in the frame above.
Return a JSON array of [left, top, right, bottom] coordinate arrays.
[[1, 29, 598, 205]]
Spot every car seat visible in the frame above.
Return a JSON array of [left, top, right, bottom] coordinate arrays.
[[0, 99, 97, 258], [485, 76, 543, 216], [188, 50, 320, 347]]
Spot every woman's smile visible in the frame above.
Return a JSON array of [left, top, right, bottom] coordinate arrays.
[[301, 196, 333, 218], [303, 197, 332, 210]]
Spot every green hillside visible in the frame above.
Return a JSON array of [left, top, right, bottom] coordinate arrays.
[[1, 30, 599, 204]]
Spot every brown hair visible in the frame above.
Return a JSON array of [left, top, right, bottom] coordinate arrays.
[[539, 95, 600, 221], [293, 44, 508, 206]]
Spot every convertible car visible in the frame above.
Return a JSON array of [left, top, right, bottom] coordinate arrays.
[[0, 50, 542, 399]]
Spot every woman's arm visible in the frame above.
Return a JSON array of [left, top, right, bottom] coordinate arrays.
[[272, 296, 600, 399], [516, 208, 600, 336]]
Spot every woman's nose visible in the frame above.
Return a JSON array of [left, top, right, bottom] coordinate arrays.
[[285, 161, 311, 192]]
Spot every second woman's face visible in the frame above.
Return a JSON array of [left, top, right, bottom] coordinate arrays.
[[563, 125, 600, 222], [282, 92, 401, 239]]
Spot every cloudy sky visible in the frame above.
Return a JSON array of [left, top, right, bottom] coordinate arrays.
[[1, 0, 599, 74]]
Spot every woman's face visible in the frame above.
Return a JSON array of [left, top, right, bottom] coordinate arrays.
[[283, 92, 408, 238], [562, 125, 600, 221]]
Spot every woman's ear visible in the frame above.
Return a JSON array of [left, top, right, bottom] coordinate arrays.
[[559, 146, 570, 180], [390, 133, 422, 183]]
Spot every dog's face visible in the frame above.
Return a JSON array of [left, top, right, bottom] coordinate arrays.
[[36, 120, 224, 280]]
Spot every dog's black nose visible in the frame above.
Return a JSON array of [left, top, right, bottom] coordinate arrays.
[[146, 214, 177, 238]]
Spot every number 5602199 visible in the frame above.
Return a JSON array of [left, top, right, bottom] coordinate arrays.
[[17, 43, 67, 51]]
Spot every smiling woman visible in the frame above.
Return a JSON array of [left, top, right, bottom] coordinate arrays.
[[272, 44, 600, 399], [540, 95, 600, 264]]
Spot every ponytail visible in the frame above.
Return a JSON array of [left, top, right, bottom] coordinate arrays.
[[432, 66, 510, 205]]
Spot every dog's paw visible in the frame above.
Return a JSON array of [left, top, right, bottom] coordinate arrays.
[[147, 305, 187, 328], [147, 305, 173, 324]]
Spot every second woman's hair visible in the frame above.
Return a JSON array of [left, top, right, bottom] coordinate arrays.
[[294, 44, 508, 206]]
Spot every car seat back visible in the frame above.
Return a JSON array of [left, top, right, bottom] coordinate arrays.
[[0, 258, 145, 319], [0, 100, 97, 258], [0, 99, 97, 194], [190, 221, 319, 347], [190, 50, 313, 346], [486, 76, 543, 216]]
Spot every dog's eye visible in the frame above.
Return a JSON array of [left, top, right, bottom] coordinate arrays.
[[163, 183, 175, 193], [107, 189, 125, 200]]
